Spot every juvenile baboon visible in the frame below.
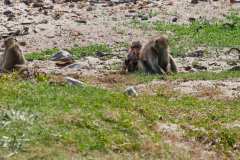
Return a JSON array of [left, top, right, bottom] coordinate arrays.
[[122, 41, 142, 73], [138, 35, 177, 74], [1, 37, 26, 72]]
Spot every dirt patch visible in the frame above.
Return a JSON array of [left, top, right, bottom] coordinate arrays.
[[153, 122, 220, 160], [135, 80, 240, 100], [0, 0, 240, 52]]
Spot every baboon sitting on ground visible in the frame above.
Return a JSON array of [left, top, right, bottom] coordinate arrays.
[[138, 35, 177, 74], [1, 37, 26, 72]]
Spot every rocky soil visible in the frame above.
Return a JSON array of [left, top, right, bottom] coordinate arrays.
[[0, 1, 240, 158]]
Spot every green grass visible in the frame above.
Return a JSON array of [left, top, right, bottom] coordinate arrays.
[[0, 74, 240, 159], [132, 12, 240, 56], [131, 70, 240, 84], [25, 44, 111, 61], [25, 48, 59, 61]]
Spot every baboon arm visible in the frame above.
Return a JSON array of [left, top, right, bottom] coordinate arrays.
[[139, 60, 155, 74], [153, 64, 166, 75], [138, 59, 166, 75], [169, 55, 178, 73]]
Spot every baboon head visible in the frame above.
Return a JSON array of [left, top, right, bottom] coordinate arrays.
[[124, 41, 142, 72], [3, 37, 17, 48], [154, 35, 168, 50]]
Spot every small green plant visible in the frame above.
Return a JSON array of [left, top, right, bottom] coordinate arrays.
[[25, 48, 59, 61], [70, 44, 112, 59], [132, 13, 240, 56]]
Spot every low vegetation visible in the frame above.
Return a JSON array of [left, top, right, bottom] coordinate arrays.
[[132, 12, 240, 56], [25, 44, 111, 61], [0, 73, 240, 159], [131, 70, 240, 84]]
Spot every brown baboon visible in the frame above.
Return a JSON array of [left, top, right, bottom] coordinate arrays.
[[138, 35, 177, 74], [122, 41, 142, 73], [1, 37, 26, 72]]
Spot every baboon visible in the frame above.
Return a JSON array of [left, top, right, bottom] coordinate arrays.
[[138, 35, 177, 74], [1, 37, 26, 72], [122, 41, 142, 73]]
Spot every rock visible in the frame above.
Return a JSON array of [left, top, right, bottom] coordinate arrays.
[[172, 17, 178, 22], [95, 51, 106, 57], [141, 16, 148, 21], [192, 63, 208, 70], [66, 62, 90, 70], [75, 19, 87, 24], [33, 2, 44, 8], [86, 6, 93, 11], [111, 0, 136, 4], [229, 65, 240, 71], [3, 10, 15, 18], [124, 86, 138, 96], [19, 41, 27, 46], [190, 0, 198, 4], [4, 0, 12, 5], [55, 60, 74, 67], [184, 66, 198, 72], [65, 77, 84, 86], [189, 17, 196, 22], [50, 50, 74, 62], [21, 0, 31, 5]]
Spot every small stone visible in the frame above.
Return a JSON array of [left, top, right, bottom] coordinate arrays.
[[50, 50, 73, 62], [86, 6, 93, 11], [4, 0, 12, 5], [229, 66, 240, 71], [33, 2, 44, 8], [65, 77, 84, 86], [141, 16, 148, 21], [3, 10, 15, 18], [172, 17, 178, 22], [189, 17, 196, 22], [124, 86, 138, 96], [75, 19, 87, 24], [95, 51, 106, 57], [191, 0, 198, 4], [192, 63, 207, 70], [187, 49, 204, 57], [19, 41, 27, 46]]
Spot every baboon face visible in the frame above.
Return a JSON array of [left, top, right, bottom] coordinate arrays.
[[131, 41, 142, 50], [4, 37, 16, 48], [155, 36, 168, 50]]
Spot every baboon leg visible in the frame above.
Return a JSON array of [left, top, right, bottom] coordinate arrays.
[[169, 55, 177, 73]]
